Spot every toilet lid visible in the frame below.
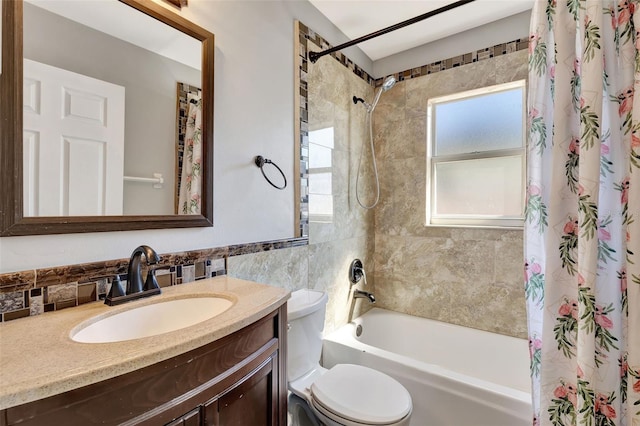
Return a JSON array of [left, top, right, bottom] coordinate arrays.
[[310, 364, 412, 425]]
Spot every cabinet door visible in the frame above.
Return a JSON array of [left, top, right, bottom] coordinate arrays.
[[204, 356, 278, 426]]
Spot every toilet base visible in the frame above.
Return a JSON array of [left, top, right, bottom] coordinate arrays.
[[288, 393, 321, 426]]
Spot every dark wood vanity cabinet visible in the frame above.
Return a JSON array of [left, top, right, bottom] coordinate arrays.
[[0, 305, 288, 426], [166, 353, 279, 426]]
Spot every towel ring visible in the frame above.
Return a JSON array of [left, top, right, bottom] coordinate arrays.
[[254, 156, 287, 190]]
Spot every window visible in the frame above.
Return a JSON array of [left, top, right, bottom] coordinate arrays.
[[426, 80, 525, 228], [308, 127, 334, 223]]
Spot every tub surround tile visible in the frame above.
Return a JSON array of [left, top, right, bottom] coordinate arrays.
[[373, 272, 451, 324], [493, 50, 528, 85], [308, 236, 375, 334], [494, 239, 525, 286], [372, 48, 528, 339], [374, 115, 426, 161], [448, 280, 527, 338]]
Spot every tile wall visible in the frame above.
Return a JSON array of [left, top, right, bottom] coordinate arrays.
[[372, 49, 529, 338]]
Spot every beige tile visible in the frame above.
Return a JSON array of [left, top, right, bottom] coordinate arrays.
[[374, 115, 426, 161], [227, 246, 309, 292], [447, 280, 527, 338], [405, 59, 495, 119], [494, 239, 524, 286], [493, 50, 529, 85], [372, 82, 406, 123], [374, 272, 451, 323]]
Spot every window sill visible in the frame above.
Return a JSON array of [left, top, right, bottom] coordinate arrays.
[[424, 223, 523, 231]]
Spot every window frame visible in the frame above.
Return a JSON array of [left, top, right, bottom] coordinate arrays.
[[426, 80, 526, 229]]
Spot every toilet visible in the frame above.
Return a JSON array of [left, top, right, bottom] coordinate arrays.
[[287, 289, 412, 426]]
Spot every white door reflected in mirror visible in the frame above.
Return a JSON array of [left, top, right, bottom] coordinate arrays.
[[23, 0, 202, 216], [23, 59, 125, 216]]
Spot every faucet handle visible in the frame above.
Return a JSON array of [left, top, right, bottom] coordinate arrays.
[[105, 275, 126, 304], [143, 268, 161, 292], [349, 259, 366, 285], [359, 267, 368, 286]]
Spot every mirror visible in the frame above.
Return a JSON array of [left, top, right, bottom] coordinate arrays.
[[0, 0, 214, 236]]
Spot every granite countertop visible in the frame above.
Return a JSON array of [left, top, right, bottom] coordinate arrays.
[[0, 276, 289, 410]]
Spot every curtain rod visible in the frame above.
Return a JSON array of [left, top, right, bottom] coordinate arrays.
[[308, 0, 477, 63]]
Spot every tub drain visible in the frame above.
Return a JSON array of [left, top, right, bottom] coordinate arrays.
[[356, 324, 363, 337]]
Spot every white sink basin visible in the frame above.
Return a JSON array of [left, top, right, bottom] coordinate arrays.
[[71, 296, 234, 343]]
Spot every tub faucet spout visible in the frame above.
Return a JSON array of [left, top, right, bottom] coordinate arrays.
[[353, 289, 375, 303]]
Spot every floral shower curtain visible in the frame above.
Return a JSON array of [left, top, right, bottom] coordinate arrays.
[[526, 1, 640, 425], [178, 93, 202, 215]]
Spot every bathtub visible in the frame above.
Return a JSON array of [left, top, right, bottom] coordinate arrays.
[[321, 308, 532, 426]]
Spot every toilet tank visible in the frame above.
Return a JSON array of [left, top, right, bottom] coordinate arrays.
[[287, 289, 328, 381]]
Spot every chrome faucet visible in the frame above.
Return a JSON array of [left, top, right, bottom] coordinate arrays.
[[126, 245, 161, 294], [353, 289, 376, 303]]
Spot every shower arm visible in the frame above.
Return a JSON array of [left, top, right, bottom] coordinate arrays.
[[308, 0, 477, 63]]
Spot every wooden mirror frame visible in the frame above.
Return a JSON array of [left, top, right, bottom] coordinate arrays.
[[0, 0, 214, 236]]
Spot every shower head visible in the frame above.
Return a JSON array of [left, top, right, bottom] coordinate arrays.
[[370, 75, 396, 112], [381, 76, 396, 92]]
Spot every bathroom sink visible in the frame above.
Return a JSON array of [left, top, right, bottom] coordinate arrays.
[[70, 296, 234, 343]]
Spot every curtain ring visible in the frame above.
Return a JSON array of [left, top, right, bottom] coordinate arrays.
[[254, 156, 287, 190]]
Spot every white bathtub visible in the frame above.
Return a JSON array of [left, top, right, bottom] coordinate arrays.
[[322, 308, 532, 426]]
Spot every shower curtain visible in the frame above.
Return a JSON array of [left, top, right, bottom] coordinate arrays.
[[178, 94, 202, 215], [526, 1, 640, 425]]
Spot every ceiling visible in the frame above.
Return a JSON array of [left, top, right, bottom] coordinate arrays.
[[308, 0, 534, 61], [27, 0, 201, 69]]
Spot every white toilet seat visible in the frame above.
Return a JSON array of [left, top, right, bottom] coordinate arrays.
[[308, 364, 412, 426]]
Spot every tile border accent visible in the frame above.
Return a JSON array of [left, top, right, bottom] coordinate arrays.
[[372, 38, 529, 87], [0, 237, 307, 322], [295, 21, 379, 239]]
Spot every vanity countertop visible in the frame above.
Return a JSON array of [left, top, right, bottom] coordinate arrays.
[[0, 276, 289, 410]]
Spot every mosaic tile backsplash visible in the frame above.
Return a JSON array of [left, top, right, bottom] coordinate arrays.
[[0, 238, 305, 322]]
